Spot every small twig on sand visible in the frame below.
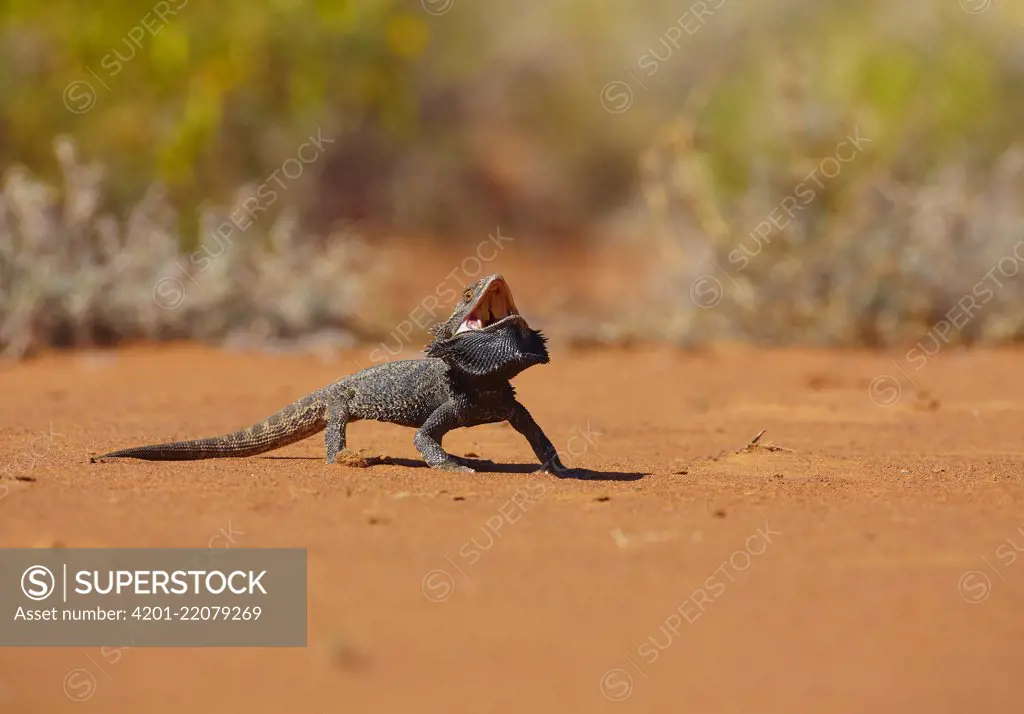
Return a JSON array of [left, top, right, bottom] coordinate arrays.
[[737, 429, 794, 454]]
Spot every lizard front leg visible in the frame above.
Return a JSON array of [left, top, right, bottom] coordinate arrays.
[[507, 401, 574, 476], [414, 401, 475, 472]]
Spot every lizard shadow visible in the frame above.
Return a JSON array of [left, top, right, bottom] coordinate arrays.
[[456, 458, 648, 481], [262, 455, 648, 481]]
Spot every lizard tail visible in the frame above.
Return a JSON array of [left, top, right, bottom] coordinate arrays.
[[93, 392, 328, 461]]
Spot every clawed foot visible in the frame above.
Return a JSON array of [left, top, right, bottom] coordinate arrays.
[[534, 457, 584, 478], [326, 449, 373, 467]]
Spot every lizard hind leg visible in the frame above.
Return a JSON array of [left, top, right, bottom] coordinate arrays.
[[324, 391, 352, 464]]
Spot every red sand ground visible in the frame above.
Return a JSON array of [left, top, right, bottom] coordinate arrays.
[[1, 340, 1023, 713]]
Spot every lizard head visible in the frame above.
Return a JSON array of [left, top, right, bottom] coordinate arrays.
[[425, 274, 549, 380]]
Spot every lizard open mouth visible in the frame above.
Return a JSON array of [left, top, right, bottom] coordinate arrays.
[[455, 277, 521, 335]]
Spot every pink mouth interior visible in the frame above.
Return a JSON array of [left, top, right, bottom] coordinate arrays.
[[456, 280, 520, 334]]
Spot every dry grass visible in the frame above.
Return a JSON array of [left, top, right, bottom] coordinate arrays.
[[638, 127, 1024, 347], [0, 137, 378, 359]]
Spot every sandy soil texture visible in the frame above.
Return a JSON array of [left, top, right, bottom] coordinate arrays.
[[1, 343, 1023, 713]]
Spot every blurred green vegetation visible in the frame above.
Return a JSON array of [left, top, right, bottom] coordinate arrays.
[[2, 0, 430, 239], [2, 0, 1024, 353], [4, 0, 1021, 237], [631, 0, 1024, 345]]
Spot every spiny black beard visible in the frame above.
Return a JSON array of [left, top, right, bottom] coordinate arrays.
[[425, 317, 549, 381]]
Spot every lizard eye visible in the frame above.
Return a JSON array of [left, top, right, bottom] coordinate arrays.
[[462, 289, 473, 302]]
